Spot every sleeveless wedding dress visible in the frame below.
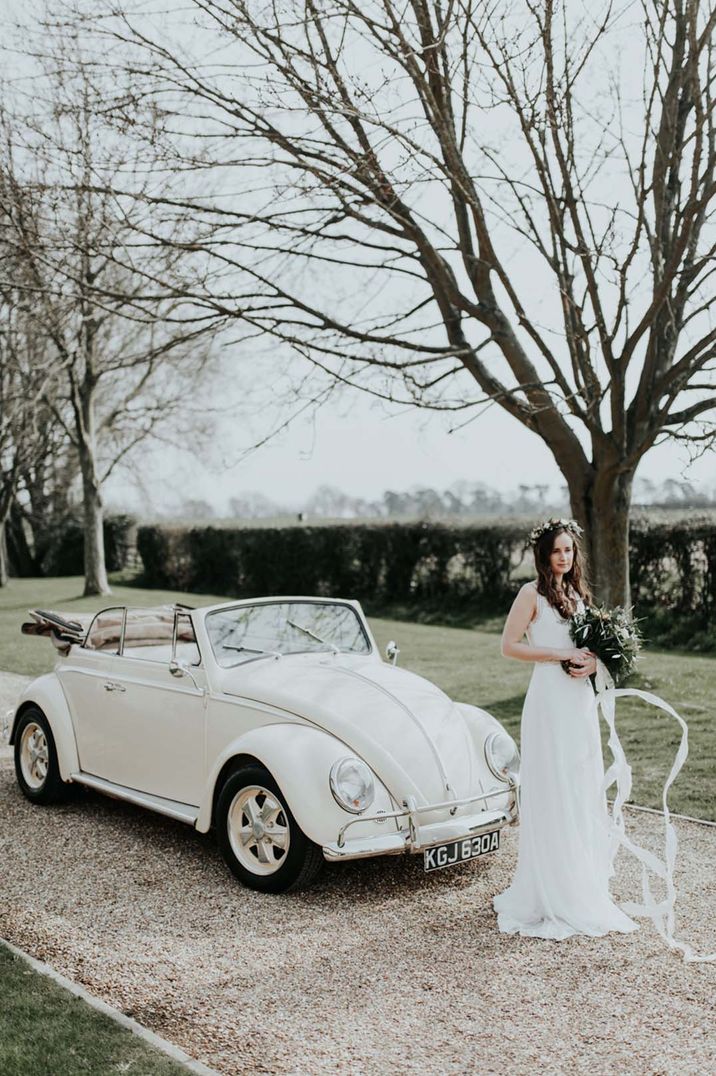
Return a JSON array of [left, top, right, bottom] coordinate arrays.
[[493, 583, 639, 940]]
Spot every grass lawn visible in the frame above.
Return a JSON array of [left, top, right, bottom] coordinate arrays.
[[1, 576, 713, 822], [0, 944, 192, 1076]]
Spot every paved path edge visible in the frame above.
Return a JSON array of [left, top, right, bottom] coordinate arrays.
[[1, 937, 222, 1076]]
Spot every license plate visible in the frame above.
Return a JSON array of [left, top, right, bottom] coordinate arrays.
[[423, 829, 500, 873]]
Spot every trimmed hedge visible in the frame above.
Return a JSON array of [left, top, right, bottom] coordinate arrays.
[[42, 514, 136, 576], [630, 515, 716, 614], [629, 514, 716, 649], [137, 521, 527, 611], [137, 515, 716, 648]]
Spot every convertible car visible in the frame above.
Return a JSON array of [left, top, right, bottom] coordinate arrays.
[[7, 598, 520, 892]]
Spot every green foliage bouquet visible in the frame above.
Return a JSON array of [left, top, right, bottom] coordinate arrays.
[[561, 606, 642, 685]]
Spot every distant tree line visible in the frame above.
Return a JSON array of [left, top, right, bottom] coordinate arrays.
[[170, 477, 716, 523]]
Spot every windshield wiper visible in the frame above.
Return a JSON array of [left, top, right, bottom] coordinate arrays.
[[221, 644, 282, 663], [286, 619, 339, 654]]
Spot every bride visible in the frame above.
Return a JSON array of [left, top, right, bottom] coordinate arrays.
[[493, 518, 639, 940]]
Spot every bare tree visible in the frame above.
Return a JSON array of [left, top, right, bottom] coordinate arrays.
[[0, 167, 66, 586], [10, 405, 79, 576], [105, 0, 716, 605], [0, 283, 56, 585], [0, 31, 220, 594]]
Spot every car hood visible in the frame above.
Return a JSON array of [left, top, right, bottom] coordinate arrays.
[[216, 654, 478, 805]]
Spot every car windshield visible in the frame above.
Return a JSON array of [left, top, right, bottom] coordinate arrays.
[[205, 601, 371, 667]]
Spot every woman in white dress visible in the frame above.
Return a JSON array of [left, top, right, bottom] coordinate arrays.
[[493, 519, 639, 940]]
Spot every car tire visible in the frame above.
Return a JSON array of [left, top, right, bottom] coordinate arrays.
[[14, 706, 69, 805], [216, 764, 324, 894]]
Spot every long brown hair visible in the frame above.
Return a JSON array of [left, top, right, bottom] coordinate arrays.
[[533, 525, 592, 617]]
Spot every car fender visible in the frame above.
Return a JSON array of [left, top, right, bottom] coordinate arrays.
[[455, 702, 505, 742], [456, 702, 518, 811], [197, 722, 396, 845], [10, 674, 80, 781], [456, 701, 513, 770]]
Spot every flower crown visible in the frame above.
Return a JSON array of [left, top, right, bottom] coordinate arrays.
[[528, 517, 583, 546]]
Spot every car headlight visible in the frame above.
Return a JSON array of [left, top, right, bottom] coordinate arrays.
[[329, 757, 375, 814], [485, 731, 520, 781]]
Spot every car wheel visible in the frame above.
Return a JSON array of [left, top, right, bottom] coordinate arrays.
[[14, 707, 69, 805], [216, 764, 324, 894]]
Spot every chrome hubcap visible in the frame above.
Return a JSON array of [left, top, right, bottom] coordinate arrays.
[[20, 723, 49, 790], [228, 785, 290, 876]]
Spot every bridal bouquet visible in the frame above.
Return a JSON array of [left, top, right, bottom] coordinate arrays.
[[561, 605, 642, 685]]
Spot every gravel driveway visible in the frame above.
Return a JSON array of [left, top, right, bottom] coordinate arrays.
[[1, 673, 714, 1075]]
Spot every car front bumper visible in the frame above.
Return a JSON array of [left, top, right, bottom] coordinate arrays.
[[322, 782, 518, 862]]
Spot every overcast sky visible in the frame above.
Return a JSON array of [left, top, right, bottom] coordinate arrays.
[[108, 385, 716, 514]]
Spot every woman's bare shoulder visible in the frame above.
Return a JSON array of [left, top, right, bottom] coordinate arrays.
[[514, 580, 538, 607]]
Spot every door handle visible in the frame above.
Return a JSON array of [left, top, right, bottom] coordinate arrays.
[[103, 681, 126, 692]]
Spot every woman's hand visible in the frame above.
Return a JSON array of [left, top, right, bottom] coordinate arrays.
[[564, 647, 592, 665], [568, 650, 597, 678]]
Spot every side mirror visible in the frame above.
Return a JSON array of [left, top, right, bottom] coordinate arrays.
[[169, 658, 203, 692], [385, 640, 400, 666]]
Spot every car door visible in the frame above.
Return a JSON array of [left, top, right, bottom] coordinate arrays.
[[61, 609, 207, 806], [90, 653, 206, 805], [58, 606, 126, 778]]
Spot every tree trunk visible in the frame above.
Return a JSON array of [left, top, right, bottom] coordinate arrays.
[[0, 489, 13, 587], [0, 520, 8, 587], [79, 447, 110, 596], [6, 502, 37, 576], [569, 467, 634, 610]]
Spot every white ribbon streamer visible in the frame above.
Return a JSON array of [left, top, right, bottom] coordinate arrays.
[[595, 660, 715, 963]]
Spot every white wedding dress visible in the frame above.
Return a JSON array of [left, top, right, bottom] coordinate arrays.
[[493, 583, 639, 940]]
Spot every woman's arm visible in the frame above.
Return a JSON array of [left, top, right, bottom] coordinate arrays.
[[500, 584, 590, 665]]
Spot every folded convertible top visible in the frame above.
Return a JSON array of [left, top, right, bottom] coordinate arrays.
[[21, 609, 90, 643], [21, 606, 195, 651]]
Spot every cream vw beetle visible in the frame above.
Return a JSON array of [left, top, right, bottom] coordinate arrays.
[[9, 598, 520, 893]]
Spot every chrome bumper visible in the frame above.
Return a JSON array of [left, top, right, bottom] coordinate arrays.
[[323, 782, 518, 862]]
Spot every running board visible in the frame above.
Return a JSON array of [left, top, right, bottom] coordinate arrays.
[[70, 772, 199, 826]]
